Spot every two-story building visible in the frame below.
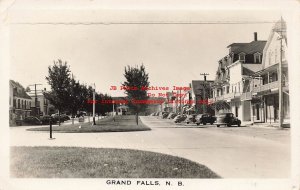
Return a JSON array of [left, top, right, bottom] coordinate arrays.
[[9, 80, 32, 125], [29, 89, 52, 116]]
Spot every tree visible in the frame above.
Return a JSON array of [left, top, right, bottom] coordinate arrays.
[[44, 60, 71, 126], [82, 85, 94, 114], [67, 78, 87, 124], [122, 65, 149, 125]]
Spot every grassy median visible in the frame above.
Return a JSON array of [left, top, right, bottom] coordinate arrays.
[[10, 146, 220, 178], [27, 115, 151, 133]]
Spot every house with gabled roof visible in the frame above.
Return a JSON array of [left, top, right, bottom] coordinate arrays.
[[246, 18, 289, 125], [9, 80, 32, 126]]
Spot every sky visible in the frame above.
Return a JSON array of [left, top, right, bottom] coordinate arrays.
[[8, 5, 283, 97]]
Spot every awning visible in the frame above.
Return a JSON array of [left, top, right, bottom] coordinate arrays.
[[210, 100, 230, 111]]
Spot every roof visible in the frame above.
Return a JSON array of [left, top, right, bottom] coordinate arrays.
[[262, 19, 287, 69], [10, 80, 32, 99], [112, 96, 128, 101], [191, 80, 213, 95], [251, 63, 288, 77], [242, 64, 262, 75], [230, 41, 267, 54], [273, 18, 286, 37], [227, 43, 248, 48]]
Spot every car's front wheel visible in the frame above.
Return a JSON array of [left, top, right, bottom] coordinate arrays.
[[227, 123, 231, 127], [217, 125, 220, 127]]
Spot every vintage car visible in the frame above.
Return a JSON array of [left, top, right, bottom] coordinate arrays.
[[173, 114, 187, 123], [40, 115, 58, 125], [167, 113, 177, 119], [215, 113, 241, 127], [185, 114, 197, 124], [162, 112, 169, 119], [195, 114, 216, 125], [22, 116, 42, 125]]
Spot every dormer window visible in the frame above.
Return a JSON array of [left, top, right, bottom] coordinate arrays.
[[239, 53, 246, 63], [254, 52, 261, 63]]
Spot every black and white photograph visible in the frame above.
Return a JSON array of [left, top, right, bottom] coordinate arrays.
[[1, 0, 300, 190]]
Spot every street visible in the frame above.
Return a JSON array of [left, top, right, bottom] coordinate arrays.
[[10, 116, 290, 178]]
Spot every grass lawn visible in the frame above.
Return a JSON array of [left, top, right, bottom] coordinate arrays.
[[10, 146, 220, 178], [27, 115, 151, 133]]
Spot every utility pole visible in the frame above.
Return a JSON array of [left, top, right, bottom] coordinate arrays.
[[179, 89, 182, 114], [28, 84, 43, 117], [200, 73, 209, 113], [92, 83, 96, 125], [278, 17, 285, 129], [112, 100, 115, 121]]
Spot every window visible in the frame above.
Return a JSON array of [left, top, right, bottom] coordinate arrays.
[[254, 53, 261, 63], [17, 99, 20, 108], [239, 53, 246, 63], [226, 86, 229, 93]]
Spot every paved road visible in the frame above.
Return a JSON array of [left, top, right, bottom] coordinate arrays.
[[10, 116, 290, 178]]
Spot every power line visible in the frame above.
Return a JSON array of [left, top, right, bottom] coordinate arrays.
[[10, 20, 278, 25]]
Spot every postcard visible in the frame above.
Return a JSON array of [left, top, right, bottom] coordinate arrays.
[[1, 0, 300, 190]]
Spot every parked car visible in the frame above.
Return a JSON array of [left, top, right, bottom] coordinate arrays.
[[158, 112, 165, 117], [162, 112, 169, 119], [40, 115, 58, 125], [167, 112, 177, 119], [61, 114, 70, 121], [215, 113, 241, 127], [195, 114, 216, 125], [52, 114, 70, 122], [76, 111, 87, 118], [22, 116, 42, 125], [185, 114, 197, 124], [173, 114, 187, 123]]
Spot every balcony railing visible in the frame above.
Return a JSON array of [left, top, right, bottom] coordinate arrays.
[[252, 81, 279, 93], [223, 92, 241, 100], [216, 95, 224, 101], [240, 92, 252, 101], [212, 92, 241, 103]]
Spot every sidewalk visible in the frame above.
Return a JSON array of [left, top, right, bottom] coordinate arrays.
[[244, 122, 290, 129]]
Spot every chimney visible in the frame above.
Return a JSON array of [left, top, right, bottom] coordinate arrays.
[[254, 32, 258, 41]]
